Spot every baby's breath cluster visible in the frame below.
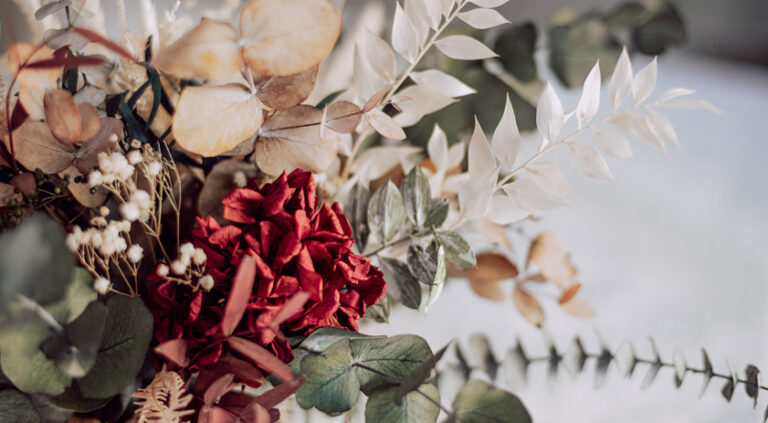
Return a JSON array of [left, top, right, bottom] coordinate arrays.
[[156, 242, 213, 291]]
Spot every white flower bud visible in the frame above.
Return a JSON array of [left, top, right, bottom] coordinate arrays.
[[156, 263, 170, 277], [127, 244, 143, 263], [127, 150, 143, 165], [120, 202, 141, 222], [180, 242, 195, 257], [233, 171, 248, 188], [171, 260, 187, 275], [94, 277, 110, 295], [147, 161, 163, 177], [192, 248, 207, 265], [199, 275, 214, 291], [99, 206, 110, 217], [88, 171, 104, 187]]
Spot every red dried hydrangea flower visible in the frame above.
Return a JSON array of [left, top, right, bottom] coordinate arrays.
[[148, 169, 385, 378]]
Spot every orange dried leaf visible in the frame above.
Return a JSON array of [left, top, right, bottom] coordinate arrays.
[[468, 279, 505, 302], [365, 109, 406, 140], [77, 103, 101, 142], [512, 285, 544, 326], [325, 101, 362, 133], [3, 121, 75, 173], [464, 253, 519, 281], [44, 89, 82, 144], [152, 18, 242, 80], [526, 232, 576, 287], [560, 297, 594, 319], [558, 283, 582, 305], [240, 0, 342, 77], [257, 66, 318, 110], [173, 84, 263, 157], [254, 104, 338, 175]]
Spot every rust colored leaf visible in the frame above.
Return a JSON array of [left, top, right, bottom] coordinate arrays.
[[526, 232, 576, 287], [269, 291, 311, 331], [325, 101, 362, 133], [558, 282, 582, 305], [154, 339, 190, 367], [26, 55, 106, 69], [228, 336, 295, 382], [252, 376, 305, 408], [364, 84, 391, 113], [9, 101, 29, 132], [257, 66, 318, 110], [44, 88, 82, 144], [10, 173, 36, 195], [72, 26, 136, 62], [464, 253, 519, 281], [240, 0, 342, 77], [468, 278, 505, 302], [77, 103, 101, 142], [513, 285, 544, 326], [204, 373, 237, 406], [3, 121, 76, 173], [240, 403, 271, 423], [560, 297, 594, 319], [222, 255, 256, 336]]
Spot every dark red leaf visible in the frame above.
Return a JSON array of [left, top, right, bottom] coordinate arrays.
[[222, 254, 256, 337], [208, 406, 238, 423], [10, 173, 36, 195], [239, 402, 271, 423], [72, 26, 136, 62], [26, 55, 106, 70], [204, 373, 236, 406], [228, 337, 294, 383], [269, 291, 310, 331], [154, 339, 190, 367], [252, 376, 305, 409], [9, 101, 29, 132]]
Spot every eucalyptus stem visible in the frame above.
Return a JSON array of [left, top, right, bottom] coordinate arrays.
[[365, 234, 413, 258]]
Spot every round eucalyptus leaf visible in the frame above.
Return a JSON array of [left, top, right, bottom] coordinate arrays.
[[366, 384, 440, 423], [0, 390, 40, 423]]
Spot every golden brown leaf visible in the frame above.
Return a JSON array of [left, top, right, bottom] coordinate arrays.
[[7, 43, 60, 120], [3, 121, 75, 173], [526, 232, 576, 287], [464, 253, 519, 281], [198, 159, 260, 221], [560, 297, 594, 319], [254, 104, 338, 175], [558, 282, 582, 305], [512, 285, 544, 326], [468, 279, 505, 301], [152, 17, 242, 80], [173, 84, 263, 157], [74, 117, 122, 174], [44, 88, 82, 144], [132, 367, 194, 423], [257, 66, 318, 110], [77, 103, 101, 142], [325, 101, 362, 133], [60, 166, 108, 207], [239, 0, 342, 77]]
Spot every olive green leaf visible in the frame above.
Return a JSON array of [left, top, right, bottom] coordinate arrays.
[[366, 384, 440, 423], [447, 380, 531, 423], [0, 390, 40, 423]]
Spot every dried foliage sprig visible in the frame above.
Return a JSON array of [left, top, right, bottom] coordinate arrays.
[[132, 366, 194, 423]]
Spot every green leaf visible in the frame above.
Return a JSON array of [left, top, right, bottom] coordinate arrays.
[[407, 245, 437, 285], [299, 327, 384, 353], [632, 2, 685, 55], [315, 89, 344, 109], [44, 268, 96, 325], [297, 335, 433, 414], [401, 166, 431, 227], [142, 63, 162, 129], [368, 181, 406, 244], [345, 183, 371, 252], [366, 384, 440, 423], [45, 384, 110, 412], [423, 245, 446, 312], [41, 301, 108, 378], [448, 380, 531, 423], [76, 296, 153, 399], [548, 18, 621, 89], [494, 22, 538, 82], [0, 215, 73, 305], [434, 231, 476, 268], [424, 198, 449, 228], [395, 343, 449, 404], [0, 390, 40, 423], [0, 320, 70, 396], [379, 257, 422, 310], [366, 294, 391, 323]]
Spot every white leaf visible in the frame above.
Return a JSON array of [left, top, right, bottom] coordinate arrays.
[[626, 111, 665, 152], [360, 29, 396, 82], [410, 69, 475, 98], [644, 107, 679, 148], [592, 128, 633, 158], [477, 218, 512, 250], [484, 194, 529, 225], [441, 0, 455, 17], [352, 145, 421, 182], [365, 109, 407, 140], [427, 124, 449, 170], [608, 47, 632, 110], [656, 87, 695, 104], [353, 46, 387, 101], [576, 61, 601, 129], [458, 8, 508, 29], [404, 0, 430, 46], [393, 84, 456, 127], [459, 169, 496, 220], [536, 83, 564, 143], [632, 56, 657, 105], [504, 179, 568, 212], [657, 99, 722, 114], [566, 143, 613, 180], [447, 142, 465, 168], [392, 2, 420, 62], [526, 162, 578, 197], [424, 0, 443, 29], [468, 118, 496, 181], [491, 94, 520, 168], [435, 35, 497, 60], [469, 0, 509, 7]]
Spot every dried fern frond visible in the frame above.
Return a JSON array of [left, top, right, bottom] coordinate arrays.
[[132, 366, 194, 423]]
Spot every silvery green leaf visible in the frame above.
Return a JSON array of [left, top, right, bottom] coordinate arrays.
[[608, 47, 632, 110], [392, 2, 420, 63], [491, 94, 520, 169], [566, 142, 613, 180], [423, 245, 446, 312], [380, 258, 422, 309], [457, 8, 508, 29], [547, 343, 561, 380], [467, 333, 498, 379], [594, 345, 613, 389], [526, 162, 578, 198], [672, 348, 687, 388], [435, 35, 497, 60], [424, 198, 449, 228], [450, 380, 531, 423], [501, 340, 530, 391], [722, 361, 738, 402], [576, 61, 601, 129], [395, 343, 449, 405], [366, 294, 391, 324], [368, 181, 406, 244], [35, 0, 71, 20], [592, 127, 633, 158], [632, 57, 657, 105], [411, 69, 475, 98], [346, 183, 371, 252], [536, 83, 564, 144], [408, 245, 437, 285], [745, 365, 761, 408], [613, 340, 637, 379], [644, 107, 680, 148], [401, 166, 432, 227], [300, 327, 383, 353], [641, 337, 663, 390], [699, 348, 714, 398], [434, 230, 476, 268], [562, 337, 588, 378], [367, 383, 440, 423]]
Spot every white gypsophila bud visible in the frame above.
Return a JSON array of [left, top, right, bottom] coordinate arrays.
[[147, 161, 163, 177], [99, 206, 110, 217], [192, 248, 207, 265], [199, 275, 214, 291], [66, 233, 80, 252], [180, 242, 195, 257], [99, 240, 116, 257], [127, 244, 143, 263], [117, 220, 131, 232], [113, 236, 127, 253], [130, 139, 141, 149], [85, 228, 103, 248], [171, 260, 187, 275], [103, 173, 116, 184], [94, 277, 110, 295], [132, 190, 151, 209], [120, 202, 141, 222], [157, 263, 170, 277], [117, 163, 135, 181], [90, 216, 107, 227], [88, 170, 104, 187], [127, 150, 143, 165], [178, 253, 191, 267], [233, 171, 248, 188], [109, 133, 119, 143], [97, 152, 113, 173]]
